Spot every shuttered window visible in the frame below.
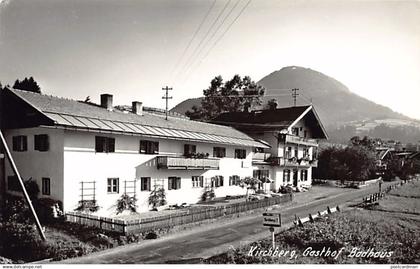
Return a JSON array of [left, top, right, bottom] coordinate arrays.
[[34, 134, 49, 151], [168, 177, 181, 190], [42, 177, 51, 195], [95, 136, 115, 153], [141, 177, 151, 191], [12, 136, 27, 152], [192, 176, 203, 188], [140, 140, 159, 154], [184, 144, 197, 156], [234, 149, 246, 159], [213, 147, 226, 158]]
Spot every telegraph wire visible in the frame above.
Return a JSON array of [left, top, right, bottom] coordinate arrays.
[[170, 0, 217, 81], [182, 0, 242, 78], [177, 0, 232, 79], [183, 0, 252, 83]]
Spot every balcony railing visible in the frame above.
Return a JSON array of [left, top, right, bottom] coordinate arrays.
[[280, 135, 318, 147], [252, 152, 272, 162], [157, 156, 219, 170], [267, 157, 318, 167]]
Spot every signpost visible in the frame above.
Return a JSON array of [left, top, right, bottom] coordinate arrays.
[[263, 212, 281, 248]]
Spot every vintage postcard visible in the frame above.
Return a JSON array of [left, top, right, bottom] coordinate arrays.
[[0, 0, 419, 267]]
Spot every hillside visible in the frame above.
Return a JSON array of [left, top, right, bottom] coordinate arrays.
[[171, 66, 420, 143]]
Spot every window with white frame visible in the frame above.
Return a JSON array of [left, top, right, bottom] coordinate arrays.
[[42, 177, 50, 195], [192, 176, 203, 188], [234, 149, 246, 159], [140, 177, 151, 191], [283, 169, 291, 183], [229, 175, 240, 186], [95, 136, 115, 153], [34, 134, 49, 152], [213, 147, 226, 158], [107, 178, 119, 193], [301, 170, 308, 181], [12, 136, 27, 152], [140, 140, 159, 154], [168, 177, 181, 190], [211, 176, 224, 188]]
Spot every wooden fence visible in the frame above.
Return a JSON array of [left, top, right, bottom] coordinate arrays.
[[362, 177, 419, 204], [65, 193, 293, 234]]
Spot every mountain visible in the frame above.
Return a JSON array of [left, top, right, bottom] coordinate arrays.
[[171, 66, 420, 144]]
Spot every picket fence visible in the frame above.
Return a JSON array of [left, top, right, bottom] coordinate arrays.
[[65, 193, 293, 234]]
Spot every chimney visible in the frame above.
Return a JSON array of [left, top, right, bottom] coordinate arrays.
[[132, 101, 143, 116], [100, 94, 113, 111]]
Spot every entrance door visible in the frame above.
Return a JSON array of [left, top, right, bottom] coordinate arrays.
[[293, 169, 298, 187]]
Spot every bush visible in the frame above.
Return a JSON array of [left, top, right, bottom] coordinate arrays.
[[0, 221, 43, 261], [201, 187, 215, 202], [116, 194, 137, 214]]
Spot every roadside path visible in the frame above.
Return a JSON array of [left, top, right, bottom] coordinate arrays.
[[61, 182, 388, 264]]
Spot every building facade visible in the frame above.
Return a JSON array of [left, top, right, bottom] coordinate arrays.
[[0, 88, 268, 214], [213, 105, 328, 191]]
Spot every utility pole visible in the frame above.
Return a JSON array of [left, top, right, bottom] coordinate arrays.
[[292, 88, 299, 107], [0, 130, 46, 241], [162, 86, 173, 120]]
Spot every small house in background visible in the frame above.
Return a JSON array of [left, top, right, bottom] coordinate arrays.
[[212, 105, 328, 191], [0, 88, 269, 215]]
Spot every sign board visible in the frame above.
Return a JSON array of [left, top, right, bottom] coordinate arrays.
[[263, 212, 281, 227]]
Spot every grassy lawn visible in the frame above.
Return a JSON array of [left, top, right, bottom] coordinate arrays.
[[205, 181, 420, 264]]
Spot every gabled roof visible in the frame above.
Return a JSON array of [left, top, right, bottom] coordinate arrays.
[[212, 105, 328, 139], [2, 88, 269, 148]]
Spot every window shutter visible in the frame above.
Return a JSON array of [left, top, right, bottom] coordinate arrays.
[[168, 178, 173, 190], [184, 144, 189, 155], [200, 176, 203, 187], [42, 135, 49, 151], [148, 178, 151, 191], [12, 137, 17, 151], [177, 177, 181, 189], [96, 136, 104, 152], [22, 136, 27, 151], [108, 138, 115, 153], [154, 142, 159, 154], [220, 176, 224, 187]]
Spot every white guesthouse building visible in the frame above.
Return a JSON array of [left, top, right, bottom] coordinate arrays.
[[0, 88, 269, 214], [213, 105, 328, 191]]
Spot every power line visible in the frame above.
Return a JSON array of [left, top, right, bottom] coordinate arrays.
[[177, 0, 232, 79], [170, 0, 217, 80], [182, 0, 242, 78], [183, 0, 252, 83]]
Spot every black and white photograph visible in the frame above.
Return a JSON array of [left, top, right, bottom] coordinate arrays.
[[0, 0, 419, 266]]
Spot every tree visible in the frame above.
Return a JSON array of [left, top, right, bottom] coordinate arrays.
[[13, 77, 41, 93], [240, 177, 261, 200], [148, 187, 167, 209], [316, 145, 376, 182], [186, 75, 265, 120], [266, 98, 278, 110]]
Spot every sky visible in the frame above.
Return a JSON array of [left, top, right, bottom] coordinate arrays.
[[0, 0, 419, 119]]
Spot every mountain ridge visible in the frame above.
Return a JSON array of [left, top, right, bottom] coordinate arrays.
[[171, 66, 420, 143]]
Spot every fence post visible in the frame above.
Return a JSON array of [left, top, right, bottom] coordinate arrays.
[[309, 214, 314, 223]]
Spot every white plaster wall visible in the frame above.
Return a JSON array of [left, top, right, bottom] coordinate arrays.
[[63, 130, 253, 214], [4, 127, 64, 202]]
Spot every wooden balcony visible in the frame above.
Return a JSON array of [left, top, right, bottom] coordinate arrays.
[[157, 156, 219, 170], [252, 152, 272, 164], [268, 157, 318, 167], [280, 135, 318, 147]]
